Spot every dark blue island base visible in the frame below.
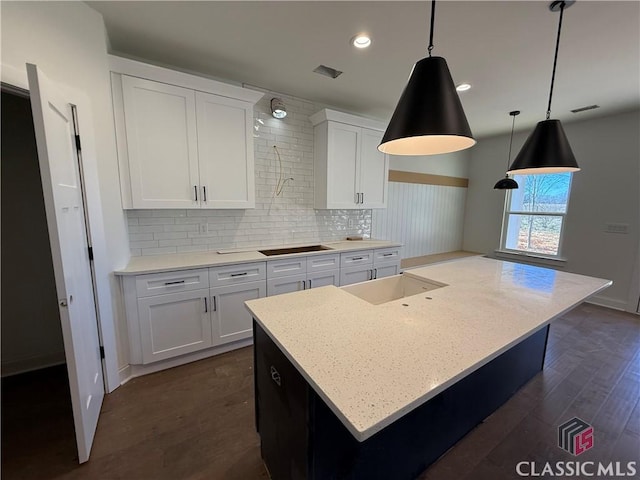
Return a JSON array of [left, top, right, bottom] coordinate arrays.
[[253, 320, 550, 480]]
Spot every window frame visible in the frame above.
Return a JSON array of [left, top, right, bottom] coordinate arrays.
[[499, 173, 573, 259]]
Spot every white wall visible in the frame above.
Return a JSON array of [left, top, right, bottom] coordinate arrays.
[[463, 110, 640, 311], [371, 150, 471, 259], [389, 150, 471, 178], [126, 89, 371, 256], [1, 2, 130, 388]]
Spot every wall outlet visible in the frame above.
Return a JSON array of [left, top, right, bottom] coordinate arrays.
[[348, 218, 356, 228], [605, 223, 629, 234], [200, 222, 208, 234]]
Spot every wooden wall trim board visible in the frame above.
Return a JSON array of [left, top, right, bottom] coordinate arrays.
[[388, 170, 469, 188]]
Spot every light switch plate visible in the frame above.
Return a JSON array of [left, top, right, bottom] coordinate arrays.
[[605, 223, 629, 234]]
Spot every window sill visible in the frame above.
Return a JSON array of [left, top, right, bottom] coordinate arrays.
[[493, 249, 567, 268]]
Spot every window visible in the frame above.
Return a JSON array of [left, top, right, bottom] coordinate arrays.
[[501, 173, 573, 257]]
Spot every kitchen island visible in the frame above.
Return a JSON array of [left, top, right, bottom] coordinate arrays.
[[245, 257, 611, 479]]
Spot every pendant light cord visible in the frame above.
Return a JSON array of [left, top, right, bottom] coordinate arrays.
[[507, 114, 517, 168], [428, 0, 436, 56], [546, 1, 565, 119]]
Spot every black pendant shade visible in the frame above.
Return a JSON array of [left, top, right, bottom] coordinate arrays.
[[493, 176, 519, 190], [508, 0, 580, 175], [379, 57, 475, 155], [507, 119, 579, 175]]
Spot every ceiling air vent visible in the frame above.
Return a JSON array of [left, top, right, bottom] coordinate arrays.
[[571, 104, 600, 113], [313, 65, 343, 79]]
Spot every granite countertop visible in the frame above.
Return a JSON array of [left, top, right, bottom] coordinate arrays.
[[244, 256, 612, 442], [115, 240, 401, 275]]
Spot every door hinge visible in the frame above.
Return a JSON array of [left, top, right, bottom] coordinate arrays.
[[75, 134, 82, 151], [88, 246, 94, 261], [99, 346, 105, 359]]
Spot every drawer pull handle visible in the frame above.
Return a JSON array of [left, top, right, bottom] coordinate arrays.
[[230, 272, 248, 277], [352, 256, 364, 261], [203, 186, 207, 202], [270, 366, 281, 387], [194, 185, 198, 202], [164, 280, 185, 286], [212, 296, 217, 312], [204, 297, 208, 313], [382, 253, 394, 257]]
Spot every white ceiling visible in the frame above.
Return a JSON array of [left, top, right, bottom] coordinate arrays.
[[89, 1, 640, 138]]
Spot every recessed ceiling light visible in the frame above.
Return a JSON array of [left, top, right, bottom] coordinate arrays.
[[456, 83, 472, 92], [351, 34, 372, 49]]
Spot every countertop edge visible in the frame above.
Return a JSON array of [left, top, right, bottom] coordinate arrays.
[[115, 241, 402, 276]]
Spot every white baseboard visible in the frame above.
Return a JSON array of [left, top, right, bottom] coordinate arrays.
[[586, 294, 630, 312], [118, 338, 253, 385], [118, 364, 132, 386], [1, 351, 66, 377]]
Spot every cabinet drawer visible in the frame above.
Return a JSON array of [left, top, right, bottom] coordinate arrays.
[[307, 254, 340, 273], [374, 247, 401, 265], [135, 269, 209, 298], [209, 262, 266, 287], [267, 258, 306, 279], [340, 250, 374, 268]]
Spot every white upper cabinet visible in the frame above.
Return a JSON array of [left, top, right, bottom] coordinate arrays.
[[111, 56, 263, 209], [311, 109, 389, 209], [121, 76, 200, 209], [196, 92, 255, 208]]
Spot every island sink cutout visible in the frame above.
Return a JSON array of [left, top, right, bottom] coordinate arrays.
[[342, 273, 446, 305]]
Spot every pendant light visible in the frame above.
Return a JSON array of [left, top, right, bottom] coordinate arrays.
[[378, 0, 475, 156], [507, 0, 580, 175], [494, 111, 520, 190]]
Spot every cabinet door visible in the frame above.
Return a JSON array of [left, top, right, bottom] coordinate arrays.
[[374, 263, 400, 279], [267, 274, 307, 297], [121, 75, 199, 208], [326, 122, 359, 208], [340, 266, 373, 286], [137, 289, 211, 363], [196, 92, 255, 208], [211, 280, 265, 345], [307, 269, 339, 289], [359, 128, 389, 208]]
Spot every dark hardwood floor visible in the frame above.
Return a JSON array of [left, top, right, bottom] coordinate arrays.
[[2, 303, 638, 479]]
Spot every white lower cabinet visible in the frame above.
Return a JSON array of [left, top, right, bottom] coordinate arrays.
[[211, 280, 266, 345], [137, 288, 211, 364], [267, 254, 340, 296], [267, 274, 308, 297], [374, 263, 400, 279], [340, 265, 373, 286], [308, 269, 340, 289], [124, 247, 401, 368]]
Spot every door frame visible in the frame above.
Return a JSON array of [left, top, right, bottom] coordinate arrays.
[[1, 63, 121, 392]]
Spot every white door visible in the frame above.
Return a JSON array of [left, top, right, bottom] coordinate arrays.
[[196, 91, 255, 208], [374, 263, 400, 279], [266, 274, 307, 297], [27, 64, 104, 463], [340, 265, 373, 286], [327, 122, 359, 208], [307, 270, 340, 289], [359, 128, 389, 208], [137, 289, 212, 363], [211, 281, 266, 345], [121, 75, 200, 208]]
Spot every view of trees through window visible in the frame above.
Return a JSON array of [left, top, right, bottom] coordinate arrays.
[[502, 173, 572, 256]]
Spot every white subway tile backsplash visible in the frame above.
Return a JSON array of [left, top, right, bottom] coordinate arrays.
[[126, 88, 372, 256]]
